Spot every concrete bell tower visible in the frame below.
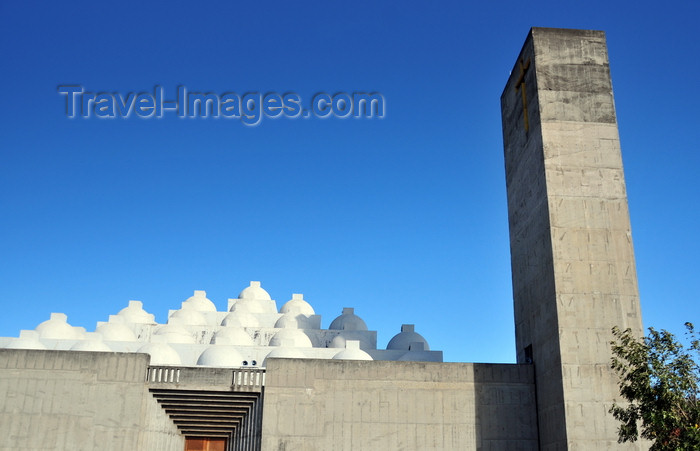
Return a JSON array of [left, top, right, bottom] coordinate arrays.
[[501, 28, 644, 450]]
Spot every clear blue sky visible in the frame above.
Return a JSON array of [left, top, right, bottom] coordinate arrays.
[[1, 1, 698, 363]]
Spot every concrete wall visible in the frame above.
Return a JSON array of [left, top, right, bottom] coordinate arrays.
[[0, 349, 183, 451], [261, 359, 537, 451]]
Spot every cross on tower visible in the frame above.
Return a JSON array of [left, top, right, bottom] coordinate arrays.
[[514, 58, 531, 132]]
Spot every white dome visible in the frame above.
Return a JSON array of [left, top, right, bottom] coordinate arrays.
[[153, 325, 196, 344], [182, 290, 217, 312], [5, 331, 47, 350], [263, 347, 305, 366], [328, 308, 368, 331], [329, 334, 372, 350], [229, 300, 251, 313], [196, 346, 245, 367], [386, 324, 430, 351], [210, 328, 254, 346], [279, 294, 315, 316], [138, 342, 182, 365], [117, 300, 155, 324], [230, 298, 267, 314], [168, 308, 208, 326], [268, 329, 313, 348], [330, 334, 347, 348], [333, 349, 373, 361], [35, 313, 84, 340], [70, 339, 112, 352], [333, 340, 372, 360], [96, 322, 138, 342], [274, 313, 314, 329], [333, 349, 373, 360], [221, 311, 260, 328], [238, 281, 271, 301]]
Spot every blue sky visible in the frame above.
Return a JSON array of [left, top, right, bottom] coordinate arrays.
[[1, 1, 698, 363]]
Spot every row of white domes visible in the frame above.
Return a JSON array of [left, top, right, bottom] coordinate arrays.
[[5, 281, 431, 355], [25, 281, 375, 333], [145, 339, 373, 366], [16, 311, 428, 351], [6, 329, 372, 365], [116, 283, 371, 331], [181, 282, 309, 314]]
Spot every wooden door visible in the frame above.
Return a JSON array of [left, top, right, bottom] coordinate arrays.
[[184, 437, 227, 451]]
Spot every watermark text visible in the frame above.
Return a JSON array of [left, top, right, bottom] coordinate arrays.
[[57, 85, 385, 126]]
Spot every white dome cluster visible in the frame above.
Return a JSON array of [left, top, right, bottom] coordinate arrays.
[[2, 281, 442, 367]]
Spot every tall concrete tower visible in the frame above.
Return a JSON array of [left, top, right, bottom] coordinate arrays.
[[501, 28, 644, 449]]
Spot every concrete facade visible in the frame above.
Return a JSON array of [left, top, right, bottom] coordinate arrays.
[[0, 350, 538, 450], [0, 27, 649, 451], [261, 359, 537, 450], [501, 28, 644, 450], [0, 349, 183, 451]]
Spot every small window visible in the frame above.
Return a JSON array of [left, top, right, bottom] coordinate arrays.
[[524, 344, 533, 364]]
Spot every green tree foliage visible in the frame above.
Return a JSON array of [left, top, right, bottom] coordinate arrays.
[[610, 322, 700, 450]]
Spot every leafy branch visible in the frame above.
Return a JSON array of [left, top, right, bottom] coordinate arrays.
[[610, 322, 700, 450]]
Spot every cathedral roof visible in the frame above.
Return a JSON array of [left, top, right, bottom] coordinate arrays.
[[35, 313, 84, 340], [138, 342, 182, 365], [221, 311, 260, 328], [238, 281, 271, 301], [154, 324, 196, 343], [168, 308, 208, 326], [181, 290, 217, 312], [197, 346, 245, 367], [332, 340, 373, 361], [211, 327, 254, 346], [96, 320, 138, 341], [329, 307, 368, 331], [279, 294, 315, 316], [2, 280, 442, 368], [269, 329, 313, 347], [386, 324, 430, 351], [118, 300, 156, 323], [274, 313, 314, 329]]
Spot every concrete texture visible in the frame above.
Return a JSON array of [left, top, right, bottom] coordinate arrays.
[[501, 28, 644, 450], [0, 349, 183, 451], [261, 358, 537, 451]]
